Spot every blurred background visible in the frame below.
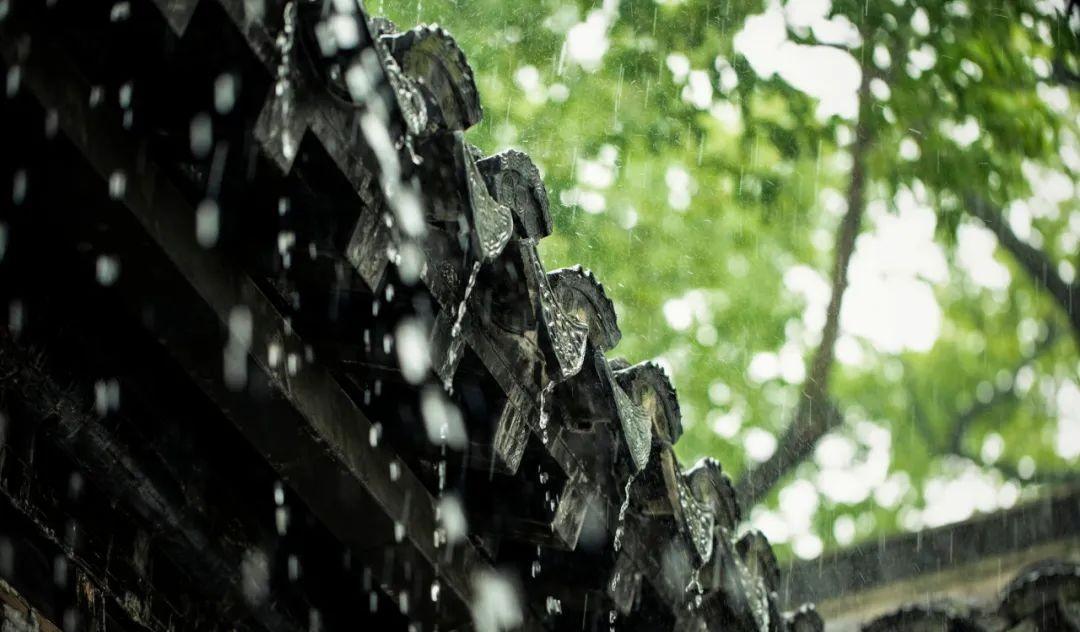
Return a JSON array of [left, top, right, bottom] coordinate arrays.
[[375, 0, 1080, 561]]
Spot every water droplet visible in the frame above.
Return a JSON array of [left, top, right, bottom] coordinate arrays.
[[89, 85, 104, 107], [96, 254, 120, 286], [196, 199, 220, 247], [395, 318, 431, 384], [5, 64, 20, 98], [11, 170, 26, 205], [214, 73, 237, 114], [44, 109, 59, 138], [190, 113, 213, 158], [118, 82, 133, 108], [275, 506, 289, 535], [109, 1, 130, 21], [545, 596, 562, 615], [108, 170, 126, 200]]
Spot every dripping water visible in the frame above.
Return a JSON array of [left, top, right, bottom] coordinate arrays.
[[274, 2, 297, 161], [612, 472, 638, 552], [442, 261, 482, 392], [538, 382, 555, 444], [450, 261, 482, 339], [685, 565, 704, 609]]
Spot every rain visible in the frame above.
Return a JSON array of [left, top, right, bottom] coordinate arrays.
[[0, 0, 1079, 631]]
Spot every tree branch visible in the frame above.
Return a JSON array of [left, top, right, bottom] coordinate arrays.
[[947, 325, 1059, 455], [1052, 60, 1080, 88], [903, 367, 940, 450], [965, 194, 1080, 341], [976, 457, 1080, 487], [735, 60, 873, 509]]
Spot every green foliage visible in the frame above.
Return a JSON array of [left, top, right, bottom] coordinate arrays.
[[376, 0, 1080, 559]]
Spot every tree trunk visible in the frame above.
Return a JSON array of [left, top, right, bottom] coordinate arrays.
[[735, 59, 874, 509]]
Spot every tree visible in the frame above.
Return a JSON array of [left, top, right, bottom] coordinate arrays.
[[379, 0, 1080, 559]]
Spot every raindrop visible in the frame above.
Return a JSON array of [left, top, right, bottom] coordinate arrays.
[[394, 522, 405, 542], [118, 82, 133, 108], [397, 242, 424, 285], [5, 64, 20, 98], [395, 318, 431, 384], [612, 473, 638, 553], [545, 596, 562, 615], [94, 379, 120, 415], [44, 109, 58, 138], [108, 170, 126, 200], [329, 14, 360, 49], [277, 230, 295, 256], [369, 422, 382, 447], [190, 113, 213, 158], [420, 386, 467, 449], [96, 254, 120, 286], [67, 471, 83, 500], [275, 506, 289, 535], [8, 300, 24, 336], [89, 85, 104, 107], [214, 73, 237, 114], [430, 579, 441, 602], [224, 306, 253, 390], [437, 494, 468, 544], [450, 261, 482, 339], [12, 169, 27, 205], [469, 570, 523, 632], [109, 1, 130, 21], [196, 199, 220, 247], [243, 0, 264, 21]]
